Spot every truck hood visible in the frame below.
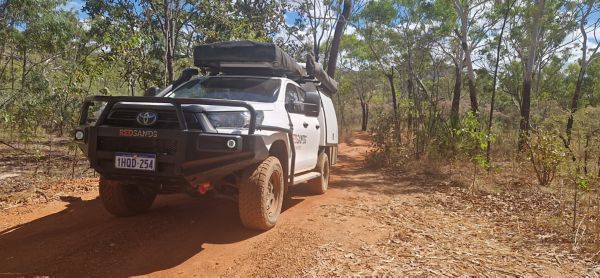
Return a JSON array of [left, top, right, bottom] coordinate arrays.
[[114, 100, 275, 113]]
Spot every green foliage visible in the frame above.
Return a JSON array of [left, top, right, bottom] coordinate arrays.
[[525, 130, 566, 186], [360, 0, 397, 25], [454, 112, 493, 170], [0, 0, 292, 139]]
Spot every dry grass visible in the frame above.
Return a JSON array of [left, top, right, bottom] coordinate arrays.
[[0, 137, 94, 209], [414, 156, 600, 264]]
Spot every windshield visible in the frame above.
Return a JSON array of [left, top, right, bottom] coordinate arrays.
[[167, 77, 281, 102]]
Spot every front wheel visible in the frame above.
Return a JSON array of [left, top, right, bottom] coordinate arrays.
[[99, 177, 156, 217], [306, 152, 330, 195], [238, 156, 284, 230]]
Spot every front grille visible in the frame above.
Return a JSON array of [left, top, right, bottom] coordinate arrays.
[[104, 108, 201, 129], [97, 136, 178, 155]]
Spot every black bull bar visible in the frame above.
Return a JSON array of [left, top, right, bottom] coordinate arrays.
[[76, 95, 273, 185], [79, 95, 258, 134]]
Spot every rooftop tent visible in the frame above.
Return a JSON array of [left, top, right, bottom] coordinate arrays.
[[193, 41, 306, 78], [193, 40, 338, 95]]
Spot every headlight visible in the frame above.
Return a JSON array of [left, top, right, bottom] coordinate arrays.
[[206, 111, 264, 128]]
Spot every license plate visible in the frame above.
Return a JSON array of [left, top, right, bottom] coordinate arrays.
[[115, 152, 156, 171]]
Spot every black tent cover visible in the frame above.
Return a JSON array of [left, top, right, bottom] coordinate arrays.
[[194, 41, 306, 77], [194, 41, 337, 95]]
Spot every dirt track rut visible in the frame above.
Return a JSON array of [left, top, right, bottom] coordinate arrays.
[[0, 133, 598, 277]]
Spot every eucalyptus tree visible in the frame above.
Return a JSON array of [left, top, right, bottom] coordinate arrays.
[[289, 0, 361, 76], [292, 0, 338, 62], [565, 0, 600, 146], [504, 0, 576, 150], [452, 0, 498, 113], [85, 0, 289, 90], [1, 0, 71, 106], [327, 0, 352, 77], [142, 0, 198, 85], [355, 0, 399, 118], [338, 33, 377, 130], [84, 0, 161, 93]]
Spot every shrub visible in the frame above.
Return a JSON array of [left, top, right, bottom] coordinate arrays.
[[525, 130, 566, 186], [366, 112, 408, 167], [454, 112, 492, 170]]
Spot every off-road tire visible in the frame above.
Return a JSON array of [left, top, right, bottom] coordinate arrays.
[[306, 152, 330, 195], [99, 177, 156, 217], [238, 156, 284, 230]]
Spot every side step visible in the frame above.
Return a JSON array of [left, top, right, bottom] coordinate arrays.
[[292, 172, 321, 185]]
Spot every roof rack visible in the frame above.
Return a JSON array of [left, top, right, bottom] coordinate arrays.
[[193, 41, 337, 95]]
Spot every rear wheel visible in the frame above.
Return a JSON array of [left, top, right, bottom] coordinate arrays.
[[307, 152, 330, 194], [99, 177, 156, 217], [238, 156, 284, 230]]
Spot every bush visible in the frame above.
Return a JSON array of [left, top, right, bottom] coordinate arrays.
[[525, 130, 566, 186], [366, 112, 408, 167], [454, 112, 492, 170]]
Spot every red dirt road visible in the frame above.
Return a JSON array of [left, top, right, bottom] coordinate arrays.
[[0, 133, 597, 277]]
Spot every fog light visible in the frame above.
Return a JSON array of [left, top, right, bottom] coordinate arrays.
[[75, 130, 85, 140], [197, 182, 211, 194], [226, 139, 237, 149]]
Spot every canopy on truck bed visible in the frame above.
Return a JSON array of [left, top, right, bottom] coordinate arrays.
[[193, 41, 337, 95]]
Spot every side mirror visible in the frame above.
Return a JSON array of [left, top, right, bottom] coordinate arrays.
[[172, 68, 199, 88], [304, 91, 321, 117], [144, 86, 160, 97], [285, 100, 305, 113]]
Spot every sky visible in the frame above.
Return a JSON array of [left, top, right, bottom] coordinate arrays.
[[60, 0, 87, 19]]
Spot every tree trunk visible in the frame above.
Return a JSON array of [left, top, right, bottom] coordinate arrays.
[[365, 104, 369, 131], [326, 0, 351, 78], [565, 0, 596, 146], [337, 93, 346, 129], [486, 0, 512, 163], [467, 77, 478, 113], [313, 29, 320, 62], [518, 0, 545, 151], [360, 100, 368, 131], [450, 60, 462, 126], [455, 0, 478, 113], [407, 77, 416, 131], [386, 72, 398, 119], [518, 78, 532, 150], [163, 0, 175, 85], [566, 72, 585, 143], [21, 48, 27, 91]]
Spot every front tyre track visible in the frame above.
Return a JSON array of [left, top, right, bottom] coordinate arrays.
[[99, 177, 156, 217]]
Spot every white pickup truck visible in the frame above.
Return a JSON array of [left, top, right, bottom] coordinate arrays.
[[75, 41, 338, 230]]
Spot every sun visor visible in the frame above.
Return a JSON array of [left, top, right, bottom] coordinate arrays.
[[194, 41, 306, 78]]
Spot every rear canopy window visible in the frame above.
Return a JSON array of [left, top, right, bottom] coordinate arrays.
[[167, 77, 281, 102]]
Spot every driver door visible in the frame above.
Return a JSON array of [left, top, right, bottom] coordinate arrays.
[[285, 83, 320, 173]]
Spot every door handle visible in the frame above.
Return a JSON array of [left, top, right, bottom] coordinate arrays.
[[316, 125, 320, 130], [303, 122, 309, 128]]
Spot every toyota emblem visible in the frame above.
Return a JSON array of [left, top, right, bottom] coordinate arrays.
[[136, 111, 158, 126]]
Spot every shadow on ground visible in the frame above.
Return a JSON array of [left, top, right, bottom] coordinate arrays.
[[0, 192, 304, 277]]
